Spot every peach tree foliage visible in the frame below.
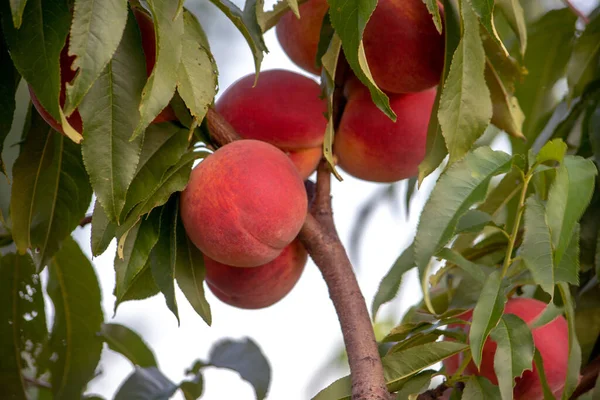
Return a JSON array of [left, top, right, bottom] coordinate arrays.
[[0, 0, 600, 399]]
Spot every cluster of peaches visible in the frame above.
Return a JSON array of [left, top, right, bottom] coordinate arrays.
[[181, 0, 445, 309]]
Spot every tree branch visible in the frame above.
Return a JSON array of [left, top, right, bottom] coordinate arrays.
[[570, 355, 600, 399], [205, 107, 391, 399], [562, 0, 590, 24]]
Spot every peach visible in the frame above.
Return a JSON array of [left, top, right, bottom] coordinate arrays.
[[180, 140, 308, 267], [29, 7, 176, 136], [275, 0, 444, 93], [443, 298, 570, 400], [205, 240, 307, 309], [276, 0, 329, 75], [215, 69, 327, 179], [334, 80, 435, 182], [286, 146, 322, 180]]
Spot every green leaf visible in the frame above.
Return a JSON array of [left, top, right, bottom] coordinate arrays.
[[177, 10, 218, 122], [1, 0, 71, 135], [533, 348, 556, 400], [9, 0, 28, 28], [490, 314, 535, 400], [555, 223, 580, 285], [100, 323, 157, 368], [208, 0, 267, 82], [418, 0, 461, 181], [557, 282, 582, 400], [438, 0, 492, 163], [415, 147, 512, 311], [546, 156, 597, 266], [462, 376, 501, 400], [114, 210, 160, 310], [468, 0, 506, 55], [120, 123, 189, 223], [437, 247, 487, 284], [10, 111, 92, 270], [80, 9, 147, 222], [131, 0, 183, 140], [120, 264, 160, 303], [534, 138, 568, 166], [394, 370, 436, 400], [180, 374, 204, 400], [175, 212, 212, 326], [209, 338, 271, 400], [0, 34, 17, 176], [319, 33, 343, 179], [566, 12, 600, 101], [513, 9, 576, 153], [257, 0, 298, 31], [455, 209, 493, 234], [0, 253, 48, 400], [63, 0, 128, 114], [326, 0, 395, 120], [486, 61, 525, 140], [149, 196, 179, 324], [90, 200, 116, 257], [47, 237, 104, 400], [372, 244, 415, 319], [313, 341, 468, 400], [521, 196, 554, 294], [114, 367, 178, 400], [495, 0, 526, 56], [422, 0, 442, 32], [469, 270, 506, 369]]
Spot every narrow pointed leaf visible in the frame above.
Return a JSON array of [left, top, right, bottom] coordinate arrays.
[[535, 138, 568, 166], [469, 270, 506, 369], [438, 0, 492, 163], [1, 0, 70, 127], [326, 0, 395, 120], [149, 196, 180, 323], [0, 253, 48, 400], [175, 214, 212, 325], [557, 283, 582, 400], [9, 0, 28, 28], [0, 34, 17, 176], [114, 210, 160, 309], [566, 13, 600, 101], [486, 61, 525, 139], [463, 376, 501, 400], [132, 0, 183, 140], [208, 0, 267, 79], [521, 196, 554, 294], [422, 0, 442, 32], [257, 0, 299, 31], [546, 156, 597, 266], [496, 0, 526, 56], [64, 0, 128, 114], [120, 264, 160, 303], [455, 209, 493, 234], [394, 370, 436, 400], [80, 10, 147, 222], [418, 0, 461, 181], [100, 323, 157, 368], [533, 348, 555, 400], [10, 111, 92, 270], [437, 247, 487, 284], [209, 338, 271, 400], [468, 0, 506, 55], [91, 200, 116, 257], [47, 237, 103, 400], [114, 367, 177, 400], [177, 10, 218, 122], [555, 223, 580, 285], [372, 244, 415, 319], [490, 314, 535, 400]]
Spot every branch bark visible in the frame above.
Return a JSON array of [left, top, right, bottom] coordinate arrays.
[[205, 109, 391, 400]]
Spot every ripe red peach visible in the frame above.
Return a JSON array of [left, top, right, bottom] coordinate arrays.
[[276, 0, 444, 93], [443, 298, 570, 400], [29, 7, 175, 136], [180, 140, 308, 267], [334, 79, 436, 182], [205, 240, 307, 309], [215, 69, 327, 179]]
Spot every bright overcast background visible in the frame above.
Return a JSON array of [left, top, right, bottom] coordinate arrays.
[[74, 0, 595, 399]]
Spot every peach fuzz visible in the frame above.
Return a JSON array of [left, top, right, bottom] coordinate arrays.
[[30, 8, 176, 136], [334, 81, 436, 183], [205, 240, 307, 309], [444, 298, 570, 400], [215, 70, 327, 177], [180, 140, 308, 267], [276, 0, 329, 75]]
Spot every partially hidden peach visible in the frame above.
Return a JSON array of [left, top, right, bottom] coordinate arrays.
[[334, 79, 436, 183], [443, 298, 571, 400], [215, 69, 327, 179], [276, 0, 444, 93], [205, 240, 307, 309], [180, 140, 308, 267], [30, 7, 176, 136]]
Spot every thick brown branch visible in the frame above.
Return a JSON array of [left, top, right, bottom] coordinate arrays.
[[79, 214, 92, 227], [206, 107, 242, 146], [570, 355, 600, 399]]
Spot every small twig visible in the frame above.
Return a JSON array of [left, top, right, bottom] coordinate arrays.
[[563, 0, 590, 24], [570, 355, 600, 399], [79, 214, 93, 227], [24, 376, 52, 390]]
